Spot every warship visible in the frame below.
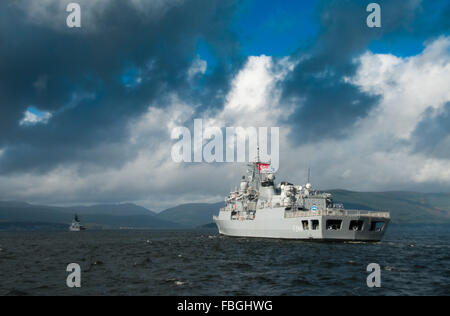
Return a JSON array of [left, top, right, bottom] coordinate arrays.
[[69, 214, 86, 232], [213, 151, 390, 241]]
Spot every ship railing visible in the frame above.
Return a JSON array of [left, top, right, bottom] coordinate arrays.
[[284, 209, 390, 218]]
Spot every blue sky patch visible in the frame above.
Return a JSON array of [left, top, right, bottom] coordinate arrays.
[[20, 106, 52, 126]]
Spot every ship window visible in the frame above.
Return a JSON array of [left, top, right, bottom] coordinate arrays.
[[349, 220, 364, 231], [311, 220, 319, 230], [302, 220, 309, 230], [326, 220, 342, 230], [370, 221, 385, 232]]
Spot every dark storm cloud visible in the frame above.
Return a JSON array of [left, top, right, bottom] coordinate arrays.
[[412, 0, 450, 37], [0, 0, 241, 174], [279, 0, 421, 144], [411, 102, 450, 159]]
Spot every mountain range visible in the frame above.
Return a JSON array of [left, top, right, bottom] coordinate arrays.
[[0, 190, 449, 231]]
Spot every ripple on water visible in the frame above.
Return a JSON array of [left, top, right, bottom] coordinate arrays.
[[0, 226, 448, 295]]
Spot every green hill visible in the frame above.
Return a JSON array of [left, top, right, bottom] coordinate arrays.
[[156, 202, 225, 227], [155, 191, 450, 226], [1, 190, 449, 231], [329, 190, 450, 224], [0, 201, 179, 230]]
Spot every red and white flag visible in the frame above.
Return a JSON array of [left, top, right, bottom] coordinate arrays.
[[258, 163, 270, 171]]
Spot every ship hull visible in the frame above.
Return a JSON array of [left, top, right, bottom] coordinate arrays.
[[214, 208, 389, 241]]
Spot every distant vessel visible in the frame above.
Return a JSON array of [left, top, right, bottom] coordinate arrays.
[[69, 214, 86, 232], [213, 151, 390, 241]]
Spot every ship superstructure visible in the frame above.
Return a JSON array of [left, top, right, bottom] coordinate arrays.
[[213, 153, 390, 241], [69, 214, 86, 232]]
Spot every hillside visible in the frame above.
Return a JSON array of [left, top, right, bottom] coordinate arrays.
[[156, 191, 450, 226], [60, 203, 157, 216], [329, 190, 450, 224], [0, 201, 178, 230], [0, 190, 449, 231], [156, 202, 225, 227]]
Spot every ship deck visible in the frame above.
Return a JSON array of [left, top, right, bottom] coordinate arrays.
[[284, 209, 390, 219]]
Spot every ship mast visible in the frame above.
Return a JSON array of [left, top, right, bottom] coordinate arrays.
[[255, 146, 261, 190], [247, 146, 261, 190]]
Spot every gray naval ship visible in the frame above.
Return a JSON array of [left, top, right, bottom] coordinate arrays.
[[213, 153, 390, 241], [69, 214, 86, 232]]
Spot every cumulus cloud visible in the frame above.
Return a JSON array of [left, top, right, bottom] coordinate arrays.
[[0, 0, 241, 174], [0, 55, 290, 209], [278, 36, 450, 191], [19, 107, 52, 126], [1, 0, 449, 210], [213, 55, 295, 127], [352, 36, 450, 139], [278, 0, 423, 144], [187, 57, 207, 80], [412, 102, 450, 159], [12, 0, 185, 32]]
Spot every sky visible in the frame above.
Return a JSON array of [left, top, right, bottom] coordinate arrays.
[[0, 0, 449, 211]]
